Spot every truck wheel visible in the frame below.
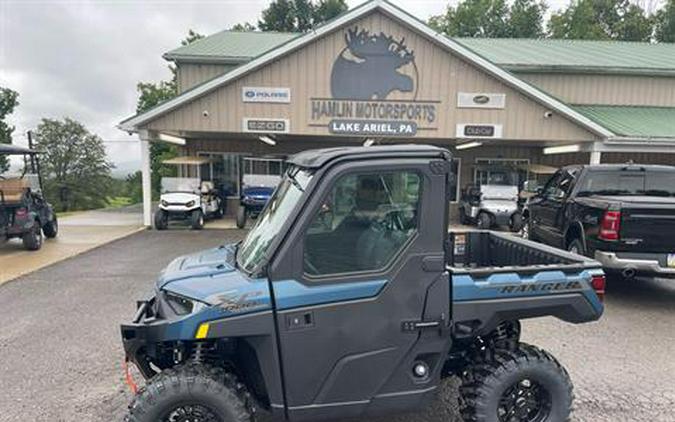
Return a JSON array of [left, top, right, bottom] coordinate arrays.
[[236, 206, 247, 229], [125, 364, 254, 422], [510, 212, 524, 233], [567, 239, 585, 256], [23, 225, 43, 251], [477, 212, 492, 230], [459, 343, 573, 422], [191, 210, 204, 230], [43, 216, 58, 238], [154, 210, 168, 230]]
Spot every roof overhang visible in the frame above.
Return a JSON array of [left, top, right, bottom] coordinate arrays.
[[118, 0, 615, 139], [162, 156, 214, 165]]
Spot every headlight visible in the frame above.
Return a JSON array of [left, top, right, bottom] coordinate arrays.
[[163, 292, 207, 316], [161, 200, 168, 207], [185, 200, 196, 208]]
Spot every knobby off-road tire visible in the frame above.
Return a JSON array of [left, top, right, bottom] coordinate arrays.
[[459, 343, 573, 422], [43, 216, 58, 238], [125, 364, 255, 422]]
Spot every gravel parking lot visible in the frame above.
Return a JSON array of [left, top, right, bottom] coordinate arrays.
[[0, 229, 673, 422]]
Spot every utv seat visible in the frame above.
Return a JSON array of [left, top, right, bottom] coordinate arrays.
[[0, 178, 29, 203]]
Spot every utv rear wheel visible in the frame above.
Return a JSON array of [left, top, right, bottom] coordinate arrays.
[[23, 225, 43, 251], [125, 364, 254, 422], [459, 343, 573, 422], [477, 212, 492, 230], [154, 210, 168, 230], [191, 210, 204, 230], [43, 217, 58, 238], [236, 206, 247, 229]]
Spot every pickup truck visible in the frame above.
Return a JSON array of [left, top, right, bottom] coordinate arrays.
[[524, 163, 675, 280], [120, 145, 605, 422]]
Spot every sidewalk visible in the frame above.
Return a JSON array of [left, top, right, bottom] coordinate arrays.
[[0, 208, 144, 285]]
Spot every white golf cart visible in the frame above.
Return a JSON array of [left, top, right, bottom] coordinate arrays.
[[154, 157, 223, 230]]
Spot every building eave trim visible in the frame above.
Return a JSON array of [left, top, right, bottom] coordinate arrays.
[[118, 0, 614, 138]]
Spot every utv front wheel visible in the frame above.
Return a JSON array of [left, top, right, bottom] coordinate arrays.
[[125, 364, 254, 422], [459, 343, 573, 422], [191, 210, 205, 230], [477, 212, 492, 230], [154, 210, 168, 230]]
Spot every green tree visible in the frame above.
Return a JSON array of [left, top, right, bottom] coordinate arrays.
[[549, 0, 653, 41], [429, 0, 510, 38], [135, 30, 204, 198], [258, 0, 347, 32], [0, 87, 19, 174], [34, 118, 113, 211], [507, 0, 547, 38], [655, 0, 675, 42], [230, 22, 256, 31]]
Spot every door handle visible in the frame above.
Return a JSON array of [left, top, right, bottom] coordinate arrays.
[[286, 311, 314, 331]]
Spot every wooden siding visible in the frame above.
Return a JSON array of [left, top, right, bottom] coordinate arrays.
[[519, 73, 675, 107], [146, 11, 598, 143], [177, 63, 236, 93]]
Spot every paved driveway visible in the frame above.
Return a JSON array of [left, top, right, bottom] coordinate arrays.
[[0, 229, 674, 422], [0, 208, 142, 285]]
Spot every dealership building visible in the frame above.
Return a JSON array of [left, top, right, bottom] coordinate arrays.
[[119, 0, 675, 226]]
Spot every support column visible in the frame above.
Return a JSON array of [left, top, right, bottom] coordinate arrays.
[[589, 142, 602, 165], [139, 130, 152, 227]]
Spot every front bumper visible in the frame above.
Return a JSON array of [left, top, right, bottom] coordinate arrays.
[[120, 299, 169, 378], [594, 251, 675, 279]]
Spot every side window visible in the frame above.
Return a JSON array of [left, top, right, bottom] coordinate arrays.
[[543, 172, 572, 200], [303, 171, 421, 277]]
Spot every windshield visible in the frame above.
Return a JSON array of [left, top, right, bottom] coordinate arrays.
[[161, 177, 200, 193], [577, 170, 675, 197], [237, 167, 313, 274]]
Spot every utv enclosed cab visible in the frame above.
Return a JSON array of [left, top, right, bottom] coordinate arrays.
[[0, 144, 58, 250], [121, 145, 605, 422]]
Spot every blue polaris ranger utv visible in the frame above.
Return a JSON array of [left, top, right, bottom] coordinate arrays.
[[121, 145, 606, 422]]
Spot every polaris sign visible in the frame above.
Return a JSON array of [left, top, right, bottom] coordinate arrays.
[[242, 87, 291, 103]]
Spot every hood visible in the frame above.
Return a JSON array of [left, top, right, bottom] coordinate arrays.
[[157, 245, 272, 308], [161, 192, 199, 203], [480, 185, 518, 200], [242, 186, 274, 198]]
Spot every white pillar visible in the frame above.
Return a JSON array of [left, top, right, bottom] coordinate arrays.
[[139, 131, 152, 227], [590, 150, 602, 165]]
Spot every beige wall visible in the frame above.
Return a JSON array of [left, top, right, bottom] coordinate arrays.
[[176, 63, 237, 93], [145, 11, 598, 143], [519, 73, 675, 107]]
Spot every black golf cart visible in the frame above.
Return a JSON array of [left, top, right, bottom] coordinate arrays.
[[0, 144, 58, 251]]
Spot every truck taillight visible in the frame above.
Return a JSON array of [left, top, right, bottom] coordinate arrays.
[[15, 207, 28, 218], [591, 274, 606, 302], [599, 210, 621, 241]]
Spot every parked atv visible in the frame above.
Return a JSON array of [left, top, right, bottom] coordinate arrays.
[[236, 185, 274, 229], [121, 145, 605, 422], [0, 144, 58, 251]]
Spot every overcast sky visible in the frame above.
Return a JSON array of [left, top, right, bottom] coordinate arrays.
[[1, 0, 575, 175]]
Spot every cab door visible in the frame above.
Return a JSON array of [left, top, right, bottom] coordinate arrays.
[[267, 159, 450, 421], [529, 170, 574, 247]]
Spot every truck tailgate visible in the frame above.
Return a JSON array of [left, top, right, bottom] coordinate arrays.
[[619, 197, 675, 252]]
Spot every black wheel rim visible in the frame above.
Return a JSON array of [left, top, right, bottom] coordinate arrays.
[[498, 378, 552, 422], [162, 404, 222, 422]]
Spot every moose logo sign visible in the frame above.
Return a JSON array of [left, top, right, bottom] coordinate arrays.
[[330, 27, 416, 100], [309, 27, 439, 137]]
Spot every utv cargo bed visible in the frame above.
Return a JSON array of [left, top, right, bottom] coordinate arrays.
[[448, 231, 604, 337]]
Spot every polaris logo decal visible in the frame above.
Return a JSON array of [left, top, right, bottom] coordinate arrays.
[[499, 281, 583, 294], [215, 290, 269, 313]]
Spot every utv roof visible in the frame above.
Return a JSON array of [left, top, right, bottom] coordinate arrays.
[[0, 144, 38, 155], [287, 144, 451, 169]]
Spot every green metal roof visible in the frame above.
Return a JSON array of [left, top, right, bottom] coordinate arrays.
[[573, 105, 675, 138], [164, 30, 297, 63], [455, 38, 675, 76]]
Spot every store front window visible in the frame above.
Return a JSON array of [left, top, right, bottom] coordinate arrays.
[[198, 153, 241, 197]]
